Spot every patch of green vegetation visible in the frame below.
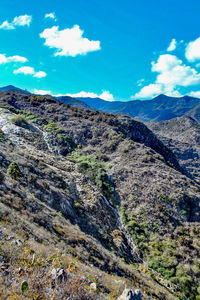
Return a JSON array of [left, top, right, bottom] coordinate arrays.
[[11, 115, 29, 129], [44, 122, 75, 151], [7, 162, 22, 180], [21, 111, 48, 125], [68, 150, 115, 202], [159, 194, 176, 204], [121, 203, 199, 298], [0, 129, 5, 143], [0, 105, 48, 125]]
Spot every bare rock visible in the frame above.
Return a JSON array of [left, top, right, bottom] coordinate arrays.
[[117, 288, 142, 300], [50, 268, 67, 283]]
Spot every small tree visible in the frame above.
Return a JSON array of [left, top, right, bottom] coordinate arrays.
[[7, 162, 22, 180]]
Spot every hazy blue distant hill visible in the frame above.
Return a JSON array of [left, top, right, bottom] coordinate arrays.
[[77, 94, 200, 122], [57, 95, 90, 109], [0, 85, 30, 94]]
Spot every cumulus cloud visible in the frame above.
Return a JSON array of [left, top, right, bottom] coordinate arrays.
[[34, 89, 51, 95], [55, 90, 114, 101], [153, 54, 200, 87], [14, 66, 47, 78], [0, 53, 28, 64], [132, 84, 163, 99], [14, 66, 34, 75], [132, 54, 200, 99], [0, 21, 15, 30], [44, 12, 57, 21], [132, 83, 182, 99], [40, 25, 101, 57], [167, 38, 177, 52], [185, 37, 200, 62], [0, 15, 32, 30]]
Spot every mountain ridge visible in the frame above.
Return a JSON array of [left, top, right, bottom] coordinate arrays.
[[77, 94, 200, 122], [1, 85, 200, 122]]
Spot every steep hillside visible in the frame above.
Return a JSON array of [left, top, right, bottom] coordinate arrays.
[[0, 91, 199, 299], [77, 94, 200, 122], [185, 103, 200, 122], [148, 116, 200, 181]]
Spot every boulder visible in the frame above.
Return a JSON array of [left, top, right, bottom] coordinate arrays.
[[50, 268, 67, 283], [117, 288, 142, 300]]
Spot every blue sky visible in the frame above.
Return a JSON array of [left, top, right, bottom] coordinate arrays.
[[1, 0, 200, 101]]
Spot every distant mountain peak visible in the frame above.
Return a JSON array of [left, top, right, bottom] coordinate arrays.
[[0, 85, 30, 94], [153, 94, 171, 100]]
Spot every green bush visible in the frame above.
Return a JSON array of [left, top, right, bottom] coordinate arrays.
[[7, 162, 22, 180], [44, 122, 75, 150], [11, 115, 29, 129], [68, 151, 114, 200]]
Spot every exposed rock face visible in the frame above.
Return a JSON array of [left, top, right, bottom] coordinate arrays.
[[117, 288, 142, 300]]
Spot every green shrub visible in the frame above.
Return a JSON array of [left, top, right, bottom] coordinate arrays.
[[68, 151, 114, 200], [11, 115, 29, 129], [44, 122, 75, 150], [7, 162, 22, 180]]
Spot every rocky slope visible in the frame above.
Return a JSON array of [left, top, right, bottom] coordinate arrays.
[[0, 91, 199, 299], [148, 116, 200, 181]]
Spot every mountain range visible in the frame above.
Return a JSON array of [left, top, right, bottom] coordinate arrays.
[[0, 88, 199, 299], [2, 85, 200, 122], [77, 94, 200, 122]]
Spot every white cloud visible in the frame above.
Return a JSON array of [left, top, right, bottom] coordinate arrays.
[[44, 12, 56, 21], [14, 66, 47, 78], [34, 71, 47, 78], [13, 15, 32, 26], [54, 90, 114, 101], [132, 54, 200, 99], [132, 83, 163, 99], [151, 54, 181, 72], [0, 53, 28, 64], [185, 37, 200, 62], [40, 25, 101, 57], [0, 15, 32, 30], [188, 91, 200, 98], [153, 54, 200, 87], [167, 38, 177, 52], [132, 83, 182, 99], [34, 89, 51, 95], [0, 21, 15, 30], [14, 66, 34, 75]]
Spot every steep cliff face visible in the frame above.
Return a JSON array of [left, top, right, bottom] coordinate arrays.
[[0, 91, 199, 299]]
